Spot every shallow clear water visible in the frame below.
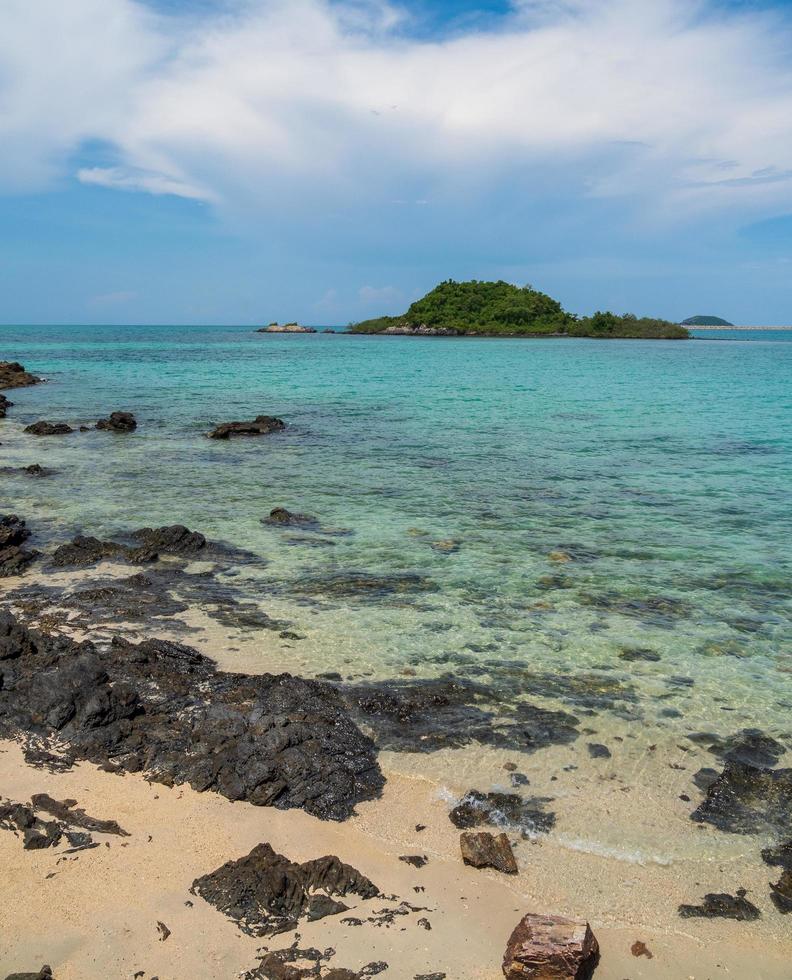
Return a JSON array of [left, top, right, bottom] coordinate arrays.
[[1, 326, 791, 755]]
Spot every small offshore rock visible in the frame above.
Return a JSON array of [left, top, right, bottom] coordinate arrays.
[[208, 415, 285, 439], [460, 831, 518, 874], [0, 361, 43, 390], [502, 913, 599, 980], [678, 889, 761, 921], [265, 507, 317, 527], [449, 790, 555, 836], [96, 411, 137, 433], [23, 421, 73, 436]]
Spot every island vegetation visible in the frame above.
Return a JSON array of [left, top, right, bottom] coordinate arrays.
[[681, 315, 733, 326], [350, 280, 690, 339]]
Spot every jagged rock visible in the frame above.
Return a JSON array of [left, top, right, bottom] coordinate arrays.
[[0, 612, 382, 820], [0, 393, 12, 417], [22, 746, 74, 773], [449, 790, 555, 836], [96, 411, 137, 432], [31, 794, 128, 836], [0, 799, 62, 850], [0, 516, 39, 578], [131, 524, 206, 555], [399, 855, 428, 868], [460, 831, 517, 874], [192, 842, 379, 936], [678, 890, 760, 920], [690, 759, 792, 836], [769, 869, 792, 913], [244, 947, 387, 980], [688, 728, 786, 768], [207, 415, 285, 439], [23, 421, 73, 436], [762, 840, 792, 869], [4, 967, 53, 980], [0, 361, 42, 390], [502, 913, 599, 979]]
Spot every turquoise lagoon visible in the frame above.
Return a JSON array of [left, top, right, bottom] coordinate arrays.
[[1, 326, 791, 813]]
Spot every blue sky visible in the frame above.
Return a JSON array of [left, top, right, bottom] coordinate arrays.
[[2, 0, 792, 325]]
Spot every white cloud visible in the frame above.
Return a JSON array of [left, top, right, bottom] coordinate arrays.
[[2, 0, 792, 228]]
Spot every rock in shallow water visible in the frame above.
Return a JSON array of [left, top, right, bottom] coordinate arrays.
[[96, 411, 136, 432], [502, 913, 599, 980], [770, 869, 792, 913], [23, 421, 73, 436], [0, 611, 382, 821], [449, 790, 555, 836], [0, 361, 42, 390], [460, 831, 518, 874], [690, 759, 792, 836], [192, 841, 379, 936], [0, 515, 39, 578], [207, 415, 285, 439]]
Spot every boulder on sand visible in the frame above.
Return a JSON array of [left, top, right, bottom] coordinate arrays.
[[502, 913, 599, 979], [460, 831, 518, 874], [207, 415, 285, 439]]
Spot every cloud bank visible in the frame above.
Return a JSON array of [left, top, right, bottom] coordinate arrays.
[[3, 0, 792, 240]]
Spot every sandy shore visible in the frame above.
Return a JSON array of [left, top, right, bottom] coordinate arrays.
[[2, 565, 791, 979]]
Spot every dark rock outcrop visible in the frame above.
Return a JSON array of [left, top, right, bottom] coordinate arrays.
[[690, 759, 792, 836], [192, 842, 379, 936], [130, 525, 207, 556], [502, 913, 599, 980], [343, 677, 579, 754], [96, 411, 137, 433], [0, 798, 62, 850], [30, 794, 128, 836], [0, 361, 42, 390], [0, 394, 12, 418], [762, 840, 792, 869], [23, 421, 73, 436], [449, 790, 555, 837], [51, 535, 157, 568], [208, 416, 285, 439], [4, 967, 53, 980], [770, 869, 792, 913], [678, 890, 761, 921], [244, 947, 387, 980], [0, 612, 382, 821], [265, 507, 318, 528], [460, 831, 518, 874], [0, 516, 39, 578]]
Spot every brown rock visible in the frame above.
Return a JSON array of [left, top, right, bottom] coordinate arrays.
[[630, 940, 652, 959], [0, 361, 42, 390], [460, 831, 518, 875], [207, 415, 285, 439], [502, 913, 599, 979]]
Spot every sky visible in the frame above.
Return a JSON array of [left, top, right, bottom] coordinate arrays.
[[2, 0, 792, 325]]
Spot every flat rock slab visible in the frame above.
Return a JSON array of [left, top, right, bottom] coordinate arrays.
[[208, 415, 285, 439], [502, 913, 599, 979], [460, 831, 518, 874], [678, 890, 761, 921]]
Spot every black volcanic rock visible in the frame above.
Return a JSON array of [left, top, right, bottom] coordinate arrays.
[[0, 394, 12, 418], [0, 612, 382, 821], [23, 421, 73, 436], [691, 759, 792, 836], [192, 842, 379, 936], [131, 524, 207, 555], [678, 890, 760, 921], [208, 416, 285, 439], [0, 516, 39, 578], [51, 535, 157, 568], [96, 411, 137, 433], [449, 790, 555, 836]]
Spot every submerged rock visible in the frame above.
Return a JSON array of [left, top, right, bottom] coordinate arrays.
[[690, 759, 792, 836], [50, 535, 156, 568], [460, 831, 518, 874], [689, 728, 786, 769], [207, 415, 285, 439], [0, 393, 12, 418], [0, 361, 42, 390], [265, 507, 318, 528], [678, 890, 760, 921], [502, 913, 599, 980], [343, 677, 579, 754], [192, 841, 379, 936], [449, 790, 555, 836], [761, 840, 792, 869], [23, 421, 73, 436], [96, 411, 137, 433], [0, 612, 382, 820], [294, 571, 435, 600]]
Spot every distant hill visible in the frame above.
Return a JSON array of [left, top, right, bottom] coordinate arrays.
[[681, 315, 733, 326], [350, 280, 689, 339]]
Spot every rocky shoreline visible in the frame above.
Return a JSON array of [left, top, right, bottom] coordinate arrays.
[[1, 358, 791, 979]]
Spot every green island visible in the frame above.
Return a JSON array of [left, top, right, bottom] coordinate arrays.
[[350, 279, 690, 339], [681, 315, 733, 326]]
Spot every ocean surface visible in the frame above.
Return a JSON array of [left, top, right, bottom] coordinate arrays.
[[1, 325, 791, 831]]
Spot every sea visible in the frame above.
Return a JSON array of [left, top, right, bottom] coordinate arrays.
[[1, 325, 791, 862]]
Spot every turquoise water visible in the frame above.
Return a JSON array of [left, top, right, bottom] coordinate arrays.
[[1, 326, 791, 747]]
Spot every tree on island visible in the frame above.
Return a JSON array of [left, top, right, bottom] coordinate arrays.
[[350, 280, 689, 339]]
